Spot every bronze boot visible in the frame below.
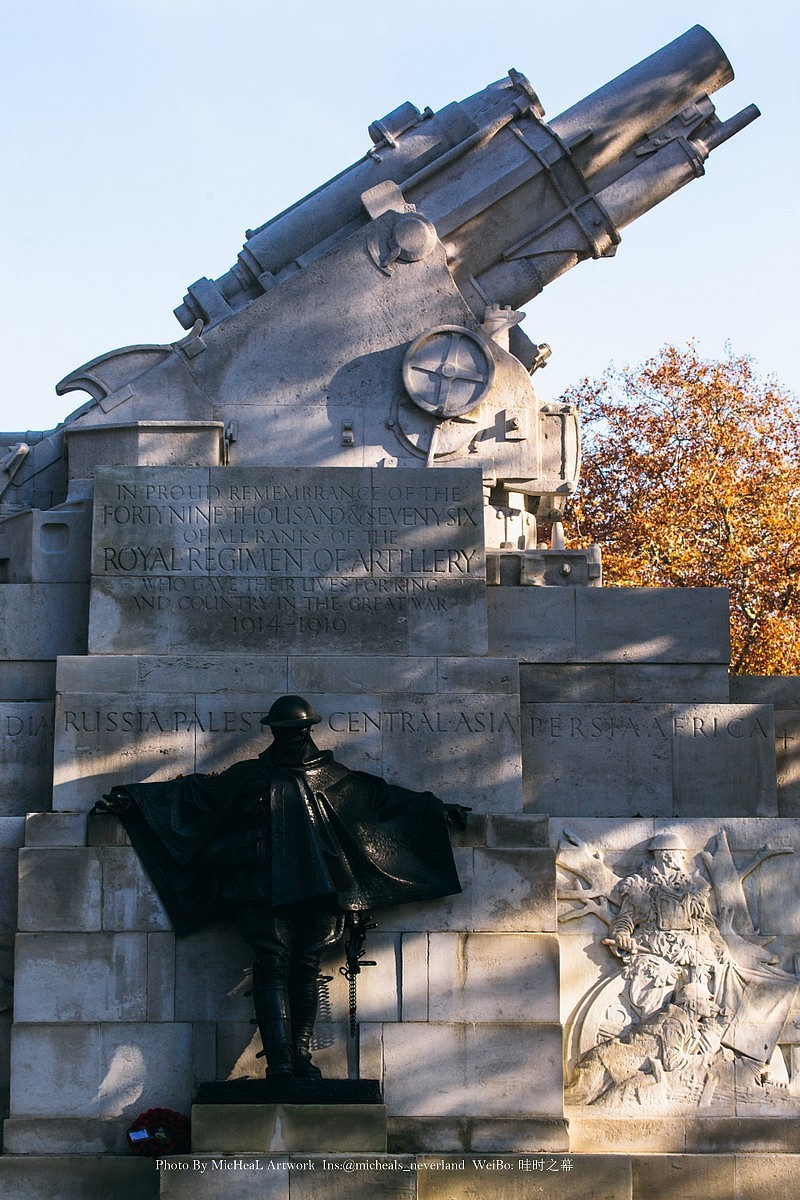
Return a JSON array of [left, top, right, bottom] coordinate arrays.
[[252, 976, 294, 1077], [289, 969, 323, 1078]]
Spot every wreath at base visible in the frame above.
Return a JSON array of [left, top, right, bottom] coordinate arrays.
[[127, 1107, 190, 1156]]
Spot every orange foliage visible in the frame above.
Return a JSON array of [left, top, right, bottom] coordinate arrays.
[[565, 344, 800, 674]]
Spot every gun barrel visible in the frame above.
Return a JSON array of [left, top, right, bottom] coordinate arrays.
[[174, 25, 758, 331], [442, 28, 758, 312], [550, 25, 733, 188]]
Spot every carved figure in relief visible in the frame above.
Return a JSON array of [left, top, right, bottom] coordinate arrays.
[[565, 975, 730, 1106], [606, 833, 730, 1020], [94, 696, 466, 1079], [558, 828, 800, 1110]]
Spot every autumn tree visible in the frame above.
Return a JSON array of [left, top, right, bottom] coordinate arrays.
[[564, 344, 800, 675]]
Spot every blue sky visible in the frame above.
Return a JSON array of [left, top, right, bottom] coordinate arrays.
[[1, 1, 795, 432]]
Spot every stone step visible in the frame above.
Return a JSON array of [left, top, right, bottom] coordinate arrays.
[[0, 1149, 795, 1198], [0, 1156, 157, 1199], [191, 1103, 387, 1153], [150, 1151, 796, 1199]]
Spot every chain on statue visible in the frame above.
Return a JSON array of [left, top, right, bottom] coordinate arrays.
[[339, 912, 377, 1037]]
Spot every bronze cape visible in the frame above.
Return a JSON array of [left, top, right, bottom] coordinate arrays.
[[111, 745, 462, 935]]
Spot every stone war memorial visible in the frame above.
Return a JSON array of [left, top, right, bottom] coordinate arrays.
[[2, 21, 797, 1200]]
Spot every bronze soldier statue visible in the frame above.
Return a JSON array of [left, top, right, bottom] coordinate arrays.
[[95, 695, 465, 1078]]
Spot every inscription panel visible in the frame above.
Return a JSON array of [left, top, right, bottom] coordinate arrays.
[[776, 711, 800, 816], [90, 466, 487, 655], [53, 660, 523, 812], [521, 702, 777, 816], [0, 703, 55, 815]]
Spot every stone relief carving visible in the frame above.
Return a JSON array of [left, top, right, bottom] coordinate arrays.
[[557, 828, 800, 1111]]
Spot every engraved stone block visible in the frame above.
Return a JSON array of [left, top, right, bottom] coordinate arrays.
[[776, 711, 800, 817], [191, 693, 300, 775], [89, 466, 487, 656], [522, 703, 776, 816], [671, 703, 776, 816], [53, 690, 197, 810], [0, 701, 55, 815], [523, 702, 673, 816], [53, 658, 524, 812], [375, 693, 522, 811]]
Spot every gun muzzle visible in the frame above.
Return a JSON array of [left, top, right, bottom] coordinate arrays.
[[445, 26, 759, 311], [550, 25, 735, 189], [692, 104, 761, 154]]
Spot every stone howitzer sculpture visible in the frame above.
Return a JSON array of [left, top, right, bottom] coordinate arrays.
[[0, 25, 757, 570]]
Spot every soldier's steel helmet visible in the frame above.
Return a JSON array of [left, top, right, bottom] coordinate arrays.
[[649, 832, 688, 851], [260, 695, 322, 728]]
